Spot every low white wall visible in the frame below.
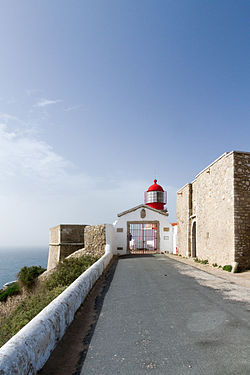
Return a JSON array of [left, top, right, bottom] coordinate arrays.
[[105, 223, 116, 254], [0, 245, 113, 375]]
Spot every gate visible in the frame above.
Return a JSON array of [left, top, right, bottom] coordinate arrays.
[[128, 222, 158, 254]]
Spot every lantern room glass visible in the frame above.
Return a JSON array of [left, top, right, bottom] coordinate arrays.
[[144, 191, 167, 204]]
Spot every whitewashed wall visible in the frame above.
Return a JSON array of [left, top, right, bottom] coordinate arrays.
[[105, 224, 116, 254], [172, 225, 178, 254], [0, 246, 113, 375], [113, 206, 171, 255]]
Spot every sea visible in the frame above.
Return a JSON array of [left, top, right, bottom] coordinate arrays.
[[0, 247, 49, 289]]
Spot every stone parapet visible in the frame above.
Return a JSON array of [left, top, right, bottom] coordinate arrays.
[[47, 224, 106, 270], [47, 225, 87, 270]]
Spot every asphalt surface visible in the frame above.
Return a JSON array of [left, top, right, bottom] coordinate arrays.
[[80, 255, 250, 375]]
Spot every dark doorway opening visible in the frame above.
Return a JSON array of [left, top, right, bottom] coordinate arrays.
[[191, 221, 197, 257]]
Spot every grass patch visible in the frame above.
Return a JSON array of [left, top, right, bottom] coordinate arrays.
[[201, 259, 208, 264], [194, 258, 208, 265], [45, 255, 99, 290], [0, 283, 20, 302], [0, 254, 99, 348], [222, 265, 232, 272]]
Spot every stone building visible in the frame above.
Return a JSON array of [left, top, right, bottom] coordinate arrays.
[[177, 151, 250, 270]]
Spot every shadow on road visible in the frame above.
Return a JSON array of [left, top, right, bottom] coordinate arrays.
[[119, 254, 155, 259]]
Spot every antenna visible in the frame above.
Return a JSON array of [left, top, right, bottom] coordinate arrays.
[[154, 167, 157, 180]]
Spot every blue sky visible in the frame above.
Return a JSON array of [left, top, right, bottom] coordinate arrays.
[[0, 0, 249, 246]]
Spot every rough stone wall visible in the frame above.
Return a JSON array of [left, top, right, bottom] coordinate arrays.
[[194, 153, 235, 266], [234, 152, 250, 270], [47, 225, 86, 270], [176, 184, 192, 256], [177, 152, 237, 266], [83, 224, 106, 257], [47, 224, 106, 270]]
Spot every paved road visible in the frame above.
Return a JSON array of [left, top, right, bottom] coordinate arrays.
[[80, 255, 250, 375]]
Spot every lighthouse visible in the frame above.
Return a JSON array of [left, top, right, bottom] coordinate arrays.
[[144, 179, 167, 211], [113, 178, 173, 255]]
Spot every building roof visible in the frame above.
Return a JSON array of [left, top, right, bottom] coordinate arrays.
[[177, 150, 250, 193], [117, 204, 169, 217], [147, 179, 164, 192]]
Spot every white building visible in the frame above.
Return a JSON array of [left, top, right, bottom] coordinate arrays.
[[107, 180, 177, 256]]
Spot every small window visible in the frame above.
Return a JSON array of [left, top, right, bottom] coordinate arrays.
[[117, 247, 123, 250], [163, 227, 169, 232], [117, 228, 123, 232]]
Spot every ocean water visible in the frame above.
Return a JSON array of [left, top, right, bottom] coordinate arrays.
[[0, 247, 49, 288]]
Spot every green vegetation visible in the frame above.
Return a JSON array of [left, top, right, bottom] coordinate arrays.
[[212, 263, 218, 267], [45, 255, 99, 290], [0, 283, 20, 302], [201, 259, 208, 264], [194, 258, 208, 264], [0, 255, 99, 348], [18, 266, 46, 289], [222, 265, 232, 272]]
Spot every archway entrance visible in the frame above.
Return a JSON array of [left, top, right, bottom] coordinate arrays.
[[191, 221, 197, 257], [128, 222, 158, 254]]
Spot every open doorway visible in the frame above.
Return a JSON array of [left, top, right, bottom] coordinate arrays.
[[191, 221, 197, 257], [128, 222, 158, 254]]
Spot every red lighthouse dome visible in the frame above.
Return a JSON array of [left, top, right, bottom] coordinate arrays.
[[144, 179, 167, 210]]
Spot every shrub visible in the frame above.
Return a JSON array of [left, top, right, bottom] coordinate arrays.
[[223, 265, 232, 272], [0, 283, 20, 302], [45, 255, 99, 290], [18, 266, 46, 289], [194, 258, 199, 262], [212, 263, 218, 267]]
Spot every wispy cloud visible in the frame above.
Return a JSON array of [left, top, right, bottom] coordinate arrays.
[[64, 104, 83, 112], [34, 98, 62, 108], [0, 113, 18, 123], [0, 124, 69, 180]]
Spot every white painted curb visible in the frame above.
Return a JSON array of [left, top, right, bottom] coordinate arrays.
[[0, 245, 113, 375]]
